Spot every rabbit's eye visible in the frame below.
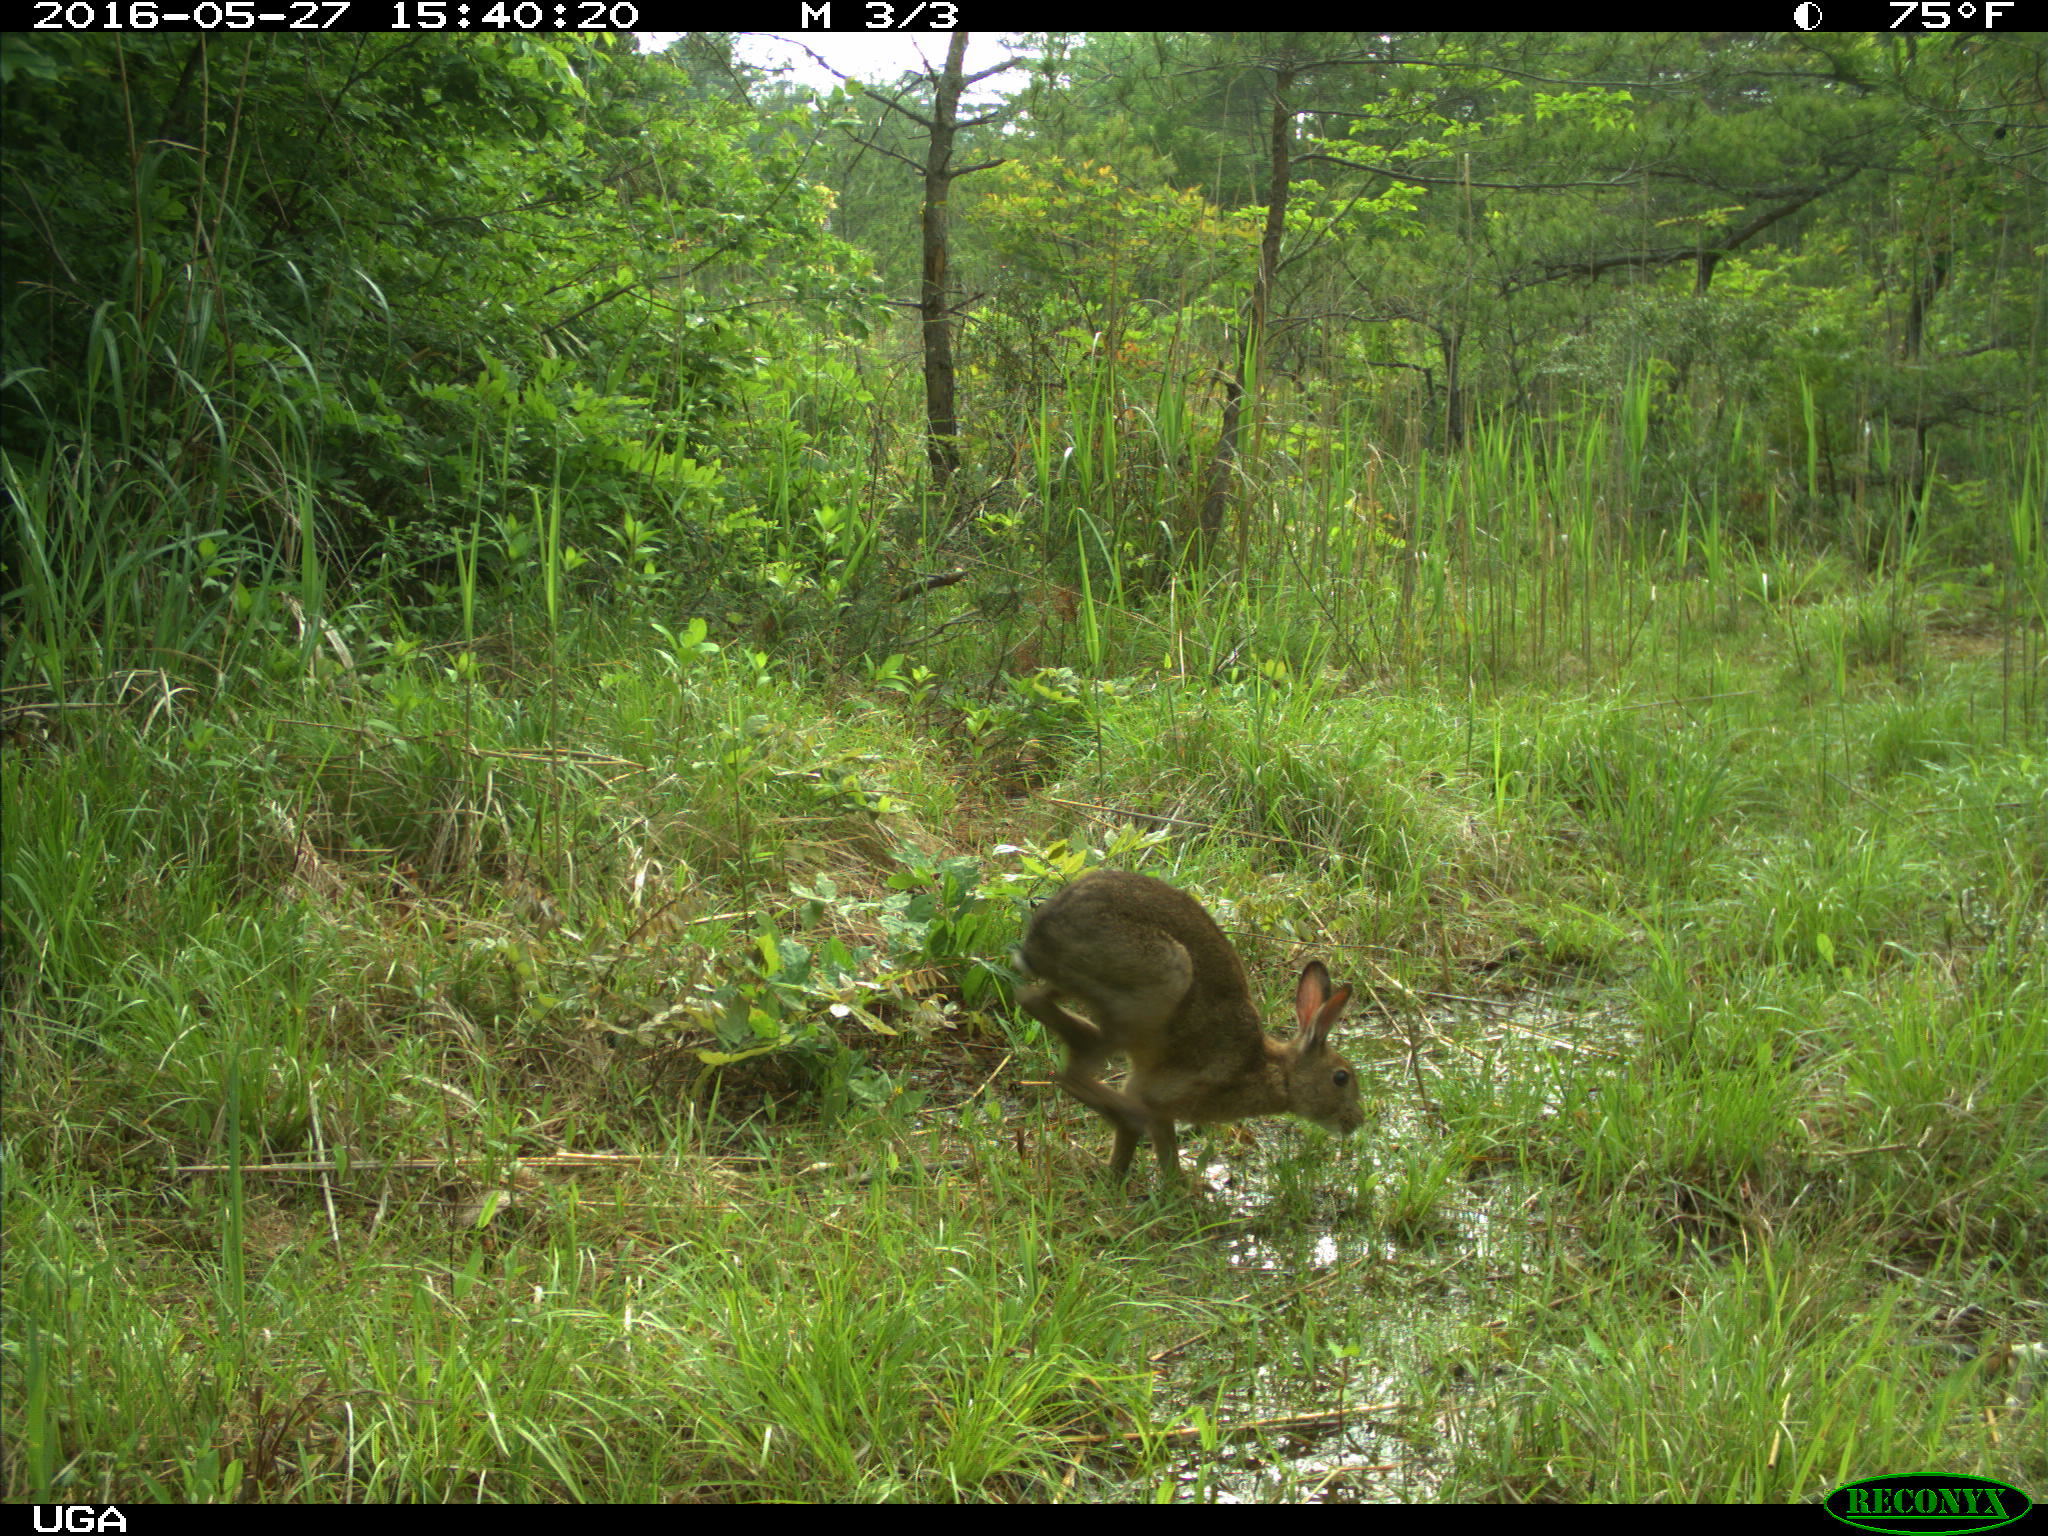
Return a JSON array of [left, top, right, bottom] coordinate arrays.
[[1332, 1070, 1350, 1087]]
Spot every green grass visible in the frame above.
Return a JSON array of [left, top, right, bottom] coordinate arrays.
[[6, 401, 2044, 1501]]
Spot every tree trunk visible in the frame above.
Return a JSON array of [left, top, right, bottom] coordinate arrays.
[[1199, 64, 1295, 565], [919, 34, 970, 490]]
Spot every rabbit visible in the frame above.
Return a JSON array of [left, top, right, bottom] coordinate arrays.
[[1015, 869, 1362, 1183]]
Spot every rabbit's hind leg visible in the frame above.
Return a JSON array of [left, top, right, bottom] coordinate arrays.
[[1020, 984, 1154, 1179]]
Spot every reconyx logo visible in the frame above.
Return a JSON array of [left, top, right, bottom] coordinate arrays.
[[1825, 1475, 2033, 1535]]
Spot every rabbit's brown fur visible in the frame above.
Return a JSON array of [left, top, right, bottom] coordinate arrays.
[[1016, 870, 1362, 1182]]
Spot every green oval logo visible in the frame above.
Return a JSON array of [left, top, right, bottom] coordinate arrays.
[[1825, 1476, 2033, 1535]]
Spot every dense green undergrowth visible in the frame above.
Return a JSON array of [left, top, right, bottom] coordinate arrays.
[[5, 533, 2043, 1499]]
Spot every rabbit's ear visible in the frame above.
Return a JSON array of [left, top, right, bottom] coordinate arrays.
[[1294, 961, 1353, 1045], [1294, 961, 1334, 1020]]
